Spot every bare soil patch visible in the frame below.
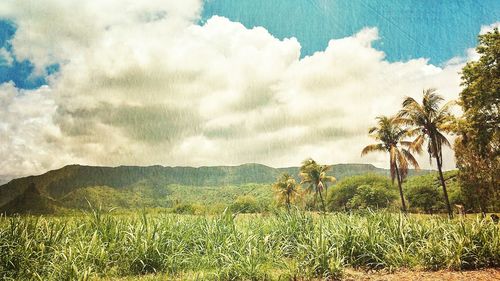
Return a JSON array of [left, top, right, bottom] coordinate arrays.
[[344, 268, 500, 281]]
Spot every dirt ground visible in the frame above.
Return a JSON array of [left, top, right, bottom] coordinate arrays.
[[344, 268, 500, 281], [101, 269, 500, 280]]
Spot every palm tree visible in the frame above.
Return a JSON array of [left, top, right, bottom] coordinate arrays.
[[397, 89, 454, 217], [361, 116, 420, 213], [273, 173, 301, 212], [299, 158, 336, 212]]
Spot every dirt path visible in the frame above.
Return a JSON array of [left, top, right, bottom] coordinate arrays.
[[345, 268, 500, 281]]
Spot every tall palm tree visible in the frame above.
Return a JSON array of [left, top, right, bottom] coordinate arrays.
[[397, 89, 454, 217], [361, 116, 420, 213], [299, 158, 336, 212], [273, 173, 301, 212]]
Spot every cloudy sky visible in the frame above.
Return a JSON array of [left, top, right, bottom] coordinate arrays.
[[0, 0, 499, 176]]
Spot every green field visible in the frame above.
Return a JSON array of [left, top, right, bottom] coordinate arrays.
[[2, 210, 499, 280]]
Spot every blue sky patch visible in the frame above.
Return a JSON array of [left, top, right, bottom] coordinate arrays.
[[202, 0, 500, 64], [0, 20, 57, 90]]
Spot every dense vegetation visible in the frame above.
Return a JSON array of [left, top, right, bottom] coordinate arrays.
[[404, 170, 460, 214], [352, 28, 500, 217], [0, 163, 431, 215], [1, 170, 496, 216], [326, 174, 396, 212], [454, 28, 500, 214], [1, 210, 499, 281]]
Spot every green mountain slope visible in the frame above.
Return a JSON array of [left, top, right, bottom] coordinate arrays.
[[0, 183, 64, 215], [0, 163, 431, 213]]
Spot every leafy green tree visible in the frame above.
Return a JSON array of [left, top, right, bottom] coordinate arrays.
[[299, 158, 336, 212], [361, 116, 419, 213], [397, 89, 454, 217], [346, 184, 396, 210], [327, 174, 396, 211], [454, 28, 500, 214], [405, 184, 442, 214], [273, 173, 301, 211], [404, 170, 467, 214]]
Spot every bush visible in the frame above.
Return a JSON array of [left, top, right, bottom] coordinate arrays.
[[230, 195, 261, 213], [404, 170, 463, 213], [347, 184, 396, 210], [406, 184, 443, 213], [327, 174, 396, 211], [172, 203, 195, 214]]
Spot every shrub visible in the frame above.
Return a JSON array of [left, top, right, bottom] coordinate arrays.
[[346, 184, 396, 210], [406, 184, 443, 213], [172, 203, 195, 214], [404, 171, 464, 213], [230, 195, 261, 213], [327, 174, 396, 211]]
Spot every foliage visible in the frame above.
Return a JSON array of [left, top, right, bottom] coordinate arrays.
[[404, 171, 462, 213], [347, 185, 396, 210], [458, 28, 499, 154], [455, 28, 500, 213], [405, 183, 443, 214], [229, 195, 262, 213], [58, 183, 273, 213], [361, 115, 420, 212], [397, 89, 454, 217], [1, 163, 429, 214], [171, 203, 206, 215], [327, 174, 396, 211], [1, 211, 499, 280], [272, 173, 301, 211], [299, 159, 336, 212], [454, 140, 500, 213]]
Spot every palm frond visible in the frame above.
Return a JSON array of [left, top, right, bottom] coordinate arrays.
[[410, 134, 425, 153], [402, 148, 420, 170], [435, 131, 451, 148], [361, 143, 385, 156], [323, 176, 336, 183], [389, 146, 397, 183], [396, 149, 409, 180]]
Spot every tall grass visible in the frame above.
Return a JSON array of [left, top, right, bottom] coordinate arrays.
[[1, 210, 498, 280]]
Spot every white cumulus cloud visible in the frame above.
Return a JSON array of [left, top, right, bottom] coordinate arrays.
[[0, 0, 489, 176], [0, 48, 13, 66]]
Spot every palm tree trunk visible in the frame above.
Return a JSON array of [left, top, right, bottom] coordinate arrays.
[[318, 189, 326, 213], [394, 163, 407, 213], [312, 192, 318, 211], [436, 161, 452, 218], [286, 194, 290, 213], [433, 143, 453, 218]]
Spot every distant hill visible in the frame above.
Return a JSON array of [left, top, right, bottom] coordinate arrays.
[[0, 182, 62, 215], [0, 163, 431, 214]]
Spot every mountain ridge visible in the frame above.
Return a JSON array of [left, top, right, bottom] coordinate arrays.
[[0, 163, 431, 213]]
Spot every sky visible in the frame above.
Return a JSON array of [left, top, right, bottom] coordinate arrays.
[[0, 0, 498, 176]]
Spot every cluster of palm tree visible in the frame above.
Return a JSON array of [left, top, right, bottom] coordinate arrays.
[[273, 159, 336, 212], [299, 159, 336, 212], [272, 173, 301, 212], [273, 89, 454, 216], [362, 89, 454, 217]]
